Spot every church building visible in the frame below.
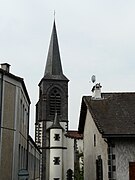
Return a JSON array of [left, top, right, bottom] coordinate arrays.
[[35, 20, 83, 180]]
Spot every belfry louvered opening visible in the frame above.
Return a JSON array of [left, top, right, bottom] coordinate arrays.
[[49, 88, 61, 115]]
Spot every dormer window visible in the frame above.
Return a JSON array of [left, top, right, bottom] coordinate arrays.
[[49, 88, 61, 115]]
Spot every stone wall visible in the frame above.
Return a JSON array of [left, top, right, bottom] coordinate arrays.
[[114, 138, 135, 180]]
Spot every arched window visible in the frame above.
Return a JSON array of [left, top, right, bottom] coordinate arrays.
[[49, 88, 61, 115]]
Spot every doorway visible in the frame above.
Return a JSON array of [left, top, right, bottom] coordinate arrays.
[[129, 162, 135, 180]]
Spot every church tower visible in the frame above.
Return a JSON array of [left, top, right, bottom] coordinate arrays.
[[35, 20, 69, 180]]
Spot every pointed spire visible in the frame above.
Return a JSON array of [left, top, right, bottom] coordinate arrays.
[[43, 20, 69, 81], [49, 112, 64, 130], [53, 112, 60, 127], [44, 20, 64, 76]]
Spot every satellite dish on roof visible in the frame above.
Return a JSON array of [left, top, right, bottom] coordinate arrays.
[[91, 75, 96, 83]]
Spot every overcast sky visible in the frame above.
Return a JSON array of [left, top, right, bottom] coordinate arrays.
[[0, 0, 135, 138]]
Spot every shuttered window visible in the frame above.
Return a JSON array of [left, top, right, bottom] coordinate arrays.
[[49, 88, 61, 115], [96, 156, 103, 180]]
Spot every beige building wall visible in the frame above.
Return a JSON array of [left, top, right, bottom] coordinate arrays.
[[14, 85, 29, 179], [28, 137, 41, 180], [0, 72, 30, 180], [83, 110, 108, 180], [0, 81, 16, 180]]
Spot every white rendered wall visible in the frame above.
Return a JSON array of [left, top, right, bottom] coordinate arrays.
[[50, 149, 63, 179], [50, 129, 62, 147], [49, 128, 63, 180], [77, 139, 83, 153], [65, 138, 74, 178], [76, 139, 83, 171], [84, 110, 108, 180]]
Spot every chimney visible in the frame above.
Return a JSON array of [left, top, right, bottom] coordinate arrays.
[[0, 63, 11, 73], [92, 83, 102, 99]]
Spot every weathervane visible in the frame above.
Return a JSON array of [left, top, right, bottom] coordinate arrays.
[[91, 75, 96, 84], [54, 10, 56, 19], [91, 75, 96, 92]]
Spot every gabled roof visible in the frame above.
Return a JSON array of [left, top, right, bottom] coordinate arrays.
[[28, 135, 41, 154], [78, 93, 135, 137], [65, 130, 83, 139], [43, 20, 68, 81], [0, 68, 31, 104]]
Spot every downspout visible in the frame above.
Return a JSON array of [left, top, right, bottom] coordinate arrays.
[[0, 72, 3, 144]]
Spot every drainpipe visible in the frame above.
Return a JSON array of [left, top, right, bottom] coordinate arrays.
[[0, 72, 3, 144]]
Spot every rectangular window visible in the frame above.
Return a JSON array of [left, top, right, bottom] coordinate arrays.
[[94, 134, 96, 147], [53, 157, 60, 165], [96, 156, 103, 180], [54, 178, 60, 180], [54, 134, 60, 141]]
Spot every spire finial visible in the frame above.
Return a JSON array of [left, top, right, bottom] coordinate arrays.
[[54, 10, 56, 20], [54, 111, 58, 125]]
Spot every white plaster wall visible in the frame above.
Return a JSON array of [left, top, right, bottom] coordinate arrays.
[[65, 138, 74, 178], [49, 128, 65, 179], [63, 148, 67, 180], [50, 129, 62, 147], [84, 110, 108, 180], [49, 149, 63, 180], [63, 131, 67, 148], [76, 139, 83, 171], [77, 139, 83, 153], [115, 139, 135, 180]]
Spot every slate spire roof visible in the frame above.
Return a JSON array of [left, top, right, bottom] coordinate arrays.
[[48, 112, 64, 130], [44, 20, 68, 81]]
